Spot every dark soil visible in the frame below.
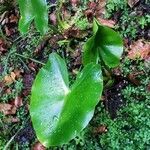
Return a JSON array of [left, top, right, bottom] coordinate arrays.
[[104, 77, 129, 119]]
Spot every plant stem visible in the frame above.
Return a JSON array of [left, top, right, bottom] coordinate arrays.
[[3, 117, 30, 150], [15, 53, 45, 65]]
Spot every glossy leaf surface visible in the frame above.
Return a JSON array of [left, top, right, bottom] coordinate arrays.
[[18, 0, 34, 34], [18, 0, 48, 34], [30, 53, 103, 147], [83, 19, 123, 68]]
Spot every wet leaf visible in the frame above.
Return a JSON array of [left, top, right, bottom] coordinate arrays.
[[30, 53, 103, 147], [18, 0, 34, 34], [83, 19, 123, 68], [18, 0, 48, 34], [31, 0, 48, 34]]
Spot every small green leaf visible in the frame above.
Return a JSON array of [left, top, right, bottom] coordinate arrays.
[[83, 19, 123, 68], [18, 0, 48, 34], [30, 53, 103, 147]]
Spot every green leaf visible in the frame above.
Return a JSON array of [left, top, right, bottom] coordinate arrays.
[[31, 0, 48, 34], [18, 0, 48, 34], [18, 0, 34, 34], [83, 19, 123, 68], [30, 53, 103, 147]]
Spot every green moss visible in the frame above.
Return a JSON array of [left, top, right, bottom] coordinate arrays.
[[105, 0, 150, 39], [99, 59, 150, 149]]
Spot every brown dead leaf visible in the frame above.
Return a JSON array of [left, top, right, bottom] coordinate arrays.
[[10, 72, 16, 81], [70, 0, 79, 6], [88, 1, 97, 10], [62, 5, 71, 21], [9, 14, 18, 23], [84, 9, 93, 22], [14, 96, 23, 108], [14, 69, 23, 78], [49, 11, 57, 25], [0, 81, 4, 91], [112, 67, 122, 76], [128, 0, 139, 8], [4, 75, 13, 84], [64, 27, 88, 39], [0, 38, 7, 54], [128, 40, 150, 60], [4, 71, 16, 84], [0, 103, 11, 112], [128, 71, 144, 85], [85, 0, 114, 27], [88, 0, 106, 16], [3, 116, 20, 123], [93, 125, 107, 134], [28, 62, 37, 72], [97, 18, 116, 28], [3, 70, 22, 84], [5, 26, 15, 36], [5, 88, 12, 94], [128, 74, 140, 85], [85, 0, 106, 22], [96, 0, 106, 16], [32, 141, 46, 150], [5, 106, 16, 115], [0, 103, 16, 115]]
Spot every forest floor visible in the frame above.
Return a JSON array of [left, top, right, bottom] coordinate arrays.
[[0, 0, 150, 149]]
